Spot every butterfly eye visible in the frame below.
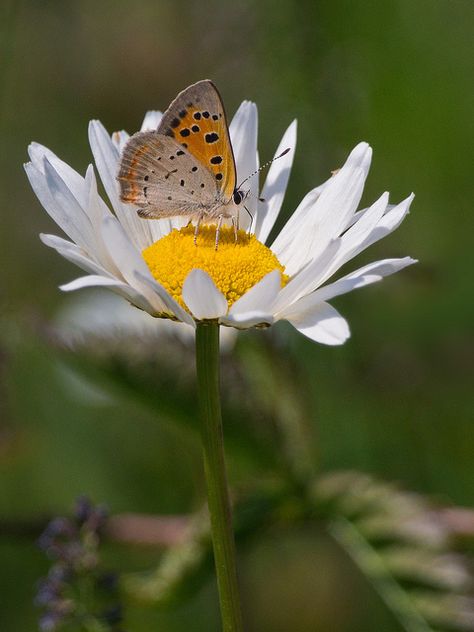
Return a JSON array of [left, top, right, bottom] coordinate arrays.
[[233, 190, 243, 205]]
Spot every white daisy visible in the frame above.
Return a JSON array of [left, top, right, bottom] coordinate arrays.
[[25, 101, 415, 346]]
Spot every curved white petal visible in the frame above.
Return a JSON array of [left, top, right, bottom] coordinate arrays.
[[282, 300, 350, 346], [229, 270, 281, 317], [256, 120, 297, 244], [140, 110, 162, 131], [273, 142, 372, 276], [88, 120, 153, 249], [60, 274, 129, 292], [182, 269, 228, 320], [40, 233, 108, 277], [229, 101, 258, 228], [59, 274, 157, 314], [84, 165, 112, 224], [135, 272, 196, 328], [282, 257, 417, 308]]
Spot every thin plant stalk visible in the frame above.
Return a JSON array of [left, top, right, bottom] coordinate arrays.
[[195, 321, 244, 632]]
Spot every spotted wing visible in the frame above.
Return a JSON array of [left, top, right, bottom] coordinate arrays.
[[157, 80, 236, 202], [118, 131, 218, 219]]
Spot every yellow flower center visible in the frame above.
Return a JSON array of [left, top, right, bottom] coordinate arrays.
[[142, 224, 288, 310]]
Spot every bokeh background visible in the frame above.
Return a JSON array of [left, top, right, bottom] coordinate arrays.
[[1, 1, 473, 630]]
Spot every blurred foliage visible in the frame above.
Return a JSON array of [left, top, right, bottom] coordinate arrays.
[[1, 0, 474, 630]]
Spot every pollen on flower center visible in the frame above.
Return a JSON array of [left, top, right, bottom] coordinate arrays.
[[142, 224, 288, 310]]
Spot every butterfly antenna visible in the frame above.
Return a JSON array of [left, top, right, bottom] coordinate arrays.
[[237, 147, 291, 190]]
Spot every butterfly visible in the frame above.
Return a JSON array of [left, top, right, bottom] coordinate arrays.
[[117, 79, 246, 244]]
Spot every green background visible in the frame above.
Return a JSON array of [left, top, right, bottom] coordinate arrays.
[[1, 1, 473, 630]]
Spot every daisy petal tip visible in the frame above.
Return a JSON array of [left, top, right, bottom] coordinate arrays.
[[350, 141, 371, 158], [140, 110, 163, 132], [88, 119, 108, 143], [285, 302, 351, 346], [302, 319, 351, 346]]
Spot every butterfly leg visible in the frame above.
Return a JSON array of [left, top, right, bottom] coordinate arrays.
[[231, 215, 238, 243], [215, 215, 225, 250], [194, 216, 203, 245]]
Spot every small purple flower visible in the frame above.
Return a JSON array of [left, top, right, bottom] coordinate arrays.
[[35, 496, 122, 631]]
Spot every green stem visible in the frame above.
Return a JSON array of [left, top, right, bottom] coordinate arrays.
[[196, 322, 244, 632]]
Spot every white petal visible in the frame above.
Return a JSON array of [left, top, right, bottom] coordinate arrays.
[[140, 110, 163, 131], [307, 257, 417, 304], [273, 239, 341, 313], [255, 120, 297, 244], [270, 184, 325, 269], [40, 233, 108, 277], [100, 216, 167, 313], [135, 272, 196, 328], [229, 101, 258, 228], [273, 142, 372, 276], [88, 120, 153, 249], [59, 274, 157, 314], [278, 257, 416, 322], [320, 141, 372, 233], [228, 270, 281, 317], [60, 274, 128, 291], [182, 269, 228, 320], [88, 120, 121, 210], [84, 165, 111, 224], [83, 166, 121, 274], [283, 301, 350, 346]]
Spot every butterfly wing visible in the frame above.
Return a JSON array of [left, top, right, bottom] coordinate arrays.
[[118, 131, 218, 219], [157, 80, 236, 202]]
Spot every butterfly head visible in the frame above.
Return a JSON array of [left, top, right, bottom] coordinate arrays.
[[232, 188, 249, 206]]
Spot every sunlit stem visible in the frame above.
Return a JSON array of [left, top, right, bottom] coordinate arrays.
[[195, 321, 244, 632]]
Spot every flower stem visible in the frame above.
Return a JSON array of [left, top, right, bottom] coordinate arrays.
[[195, 322, 244, 632]]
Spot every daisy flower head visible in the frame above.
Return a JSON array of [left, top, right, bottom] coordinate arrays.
[[25, 95, 415, 345]]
